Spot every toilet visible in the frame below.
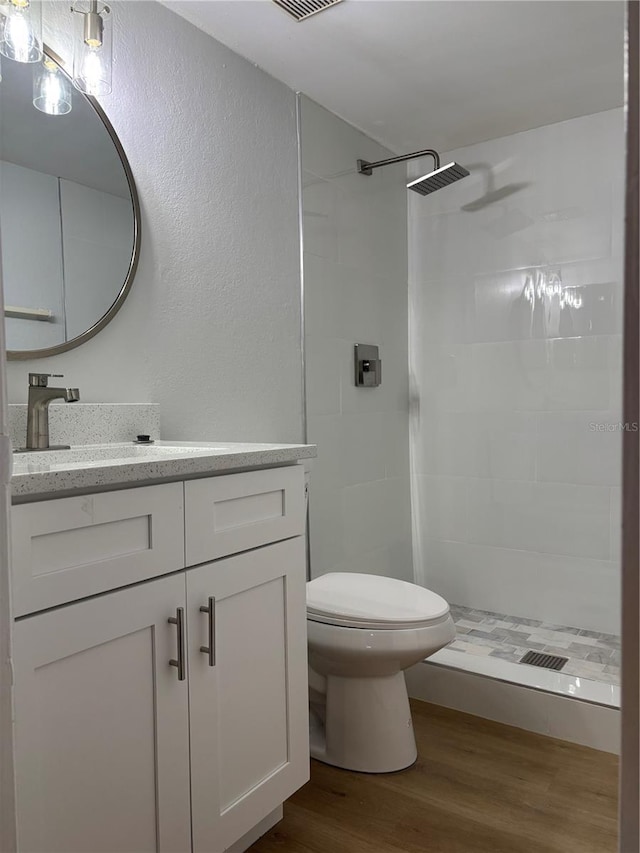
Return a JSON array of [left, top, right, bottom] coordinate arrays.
[[306, 572, 456, 773]]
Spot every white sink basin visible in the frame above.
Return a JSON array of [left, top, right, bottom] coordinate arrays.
[[12, 442, 233, 473]]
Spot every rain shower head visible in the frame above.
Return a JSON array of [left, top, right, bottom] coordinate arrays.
[[357, 148, 469, 197], [407, 162, 470, 196]]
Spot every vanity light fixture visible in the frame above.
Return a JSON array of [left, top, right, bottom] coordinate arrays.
[[33, 54, 72, 115], [70, 0, 111, 96], [0, 0, 42, 63]]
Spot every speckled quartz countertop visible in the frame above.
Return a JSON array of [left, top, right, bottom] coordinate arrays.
[[12, 441, 317, 502]]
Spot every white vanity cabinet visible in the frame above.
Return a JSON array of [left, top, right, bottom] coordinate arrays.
[[11, 465, 309, 853], [13, 573, 193, 853], [187, 539, 308, 852]]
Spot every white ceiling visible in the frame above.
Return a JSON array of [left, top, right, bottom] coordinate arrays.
[[165, 0, 625, 154]]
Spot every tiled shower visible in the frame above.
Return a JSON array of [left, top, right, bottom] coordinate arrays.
[[301, 95, 624, 694], [408, 108, 624, 688], [300, 95, 413, 584]]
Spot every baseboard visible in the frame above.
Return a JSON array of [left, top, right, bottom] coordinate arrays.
[[405, 660, 620, 754], [225, 805, 283, 853]]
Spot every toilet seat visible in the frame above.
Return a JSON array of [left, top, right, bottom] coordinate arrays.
[[306, 572, 450, 630], [306, 573, 455, 772]]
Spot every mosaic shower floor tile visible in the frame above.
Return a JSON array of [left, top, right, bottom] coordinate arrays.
[[449, 604, 621, 686]]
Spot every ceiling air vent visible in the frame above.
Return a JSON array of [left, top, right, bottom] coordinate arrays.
[[272, 0, 344, 22]]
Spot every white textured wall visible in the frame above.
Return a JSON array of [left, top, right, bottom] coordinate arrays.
[[409, 109, 624, 633], [6, 1, 303, 444], [301, 97, 412, 582]]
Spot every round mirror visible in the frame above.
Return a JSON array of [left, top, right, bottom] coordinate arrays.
[[0, 46, 140, 359]]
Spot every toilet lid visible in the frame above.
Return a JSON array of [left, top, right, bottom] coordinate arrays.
[[306, 573, 450, 627]]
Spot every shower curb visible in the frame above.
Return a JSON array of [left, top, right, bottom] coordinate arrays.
[[405, 659, 620, 755]]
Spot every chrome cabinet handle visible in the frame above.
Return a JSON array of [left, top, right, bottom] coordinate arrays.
[[199, 597, 216, 667], [168, 607, 186, 681]]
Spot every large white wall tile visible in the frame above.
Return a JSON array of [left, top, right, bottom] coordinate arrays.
[[302, 174, 339, 261], [302, 97, 412, 583], [308, 484, 345, 576], [306, 414, 344, 492], [423, 539, 620, 634], [305, 335, 342, 416], [413, 410, 537, 480], [410, 343, 475, 415], [537, 411, 622, 486], [331, 539, 414, 583], [340, 413, 386, 486], [341, 479, 394, 559], [304, 253, 342, 339], [300, 96, 390, 182], [384, 411, 411, 480], [410, 108, 623, 632], [337, 266, 385, 343], [470, 259, 621, 345], [547, 336, 613, 411], [466, 479, 611, 560], [415, 475, 468, 543], [468, 341, 548, 412], [483, 412, 539, 480]]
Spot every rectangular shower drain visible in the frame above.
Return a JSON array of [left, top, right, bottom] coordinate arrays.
[[519, 650, 568, 671]]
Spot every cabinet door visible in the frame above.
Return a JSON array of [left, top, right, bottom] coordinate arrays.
[[187, 538, 309, 853], [13, 574, 192, 853]]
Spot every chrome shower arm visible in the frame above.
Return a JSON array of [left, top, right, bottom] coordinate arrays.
[[357, 149, 441, 176]]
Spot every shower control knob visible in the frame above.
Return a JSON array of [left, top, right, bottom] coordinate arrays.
[[354, 344, 382, 387]]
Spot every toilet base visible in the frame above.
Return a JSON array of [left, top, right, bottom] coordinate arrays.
[[309, 672, 418, 773]]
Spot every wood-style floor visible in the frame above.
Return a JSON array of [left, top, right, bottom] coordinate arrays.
[[250, 700, 619, 853]]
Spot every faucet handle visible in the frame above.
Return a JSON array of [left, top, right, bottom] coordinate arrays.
[[28, 373, 64, 387]]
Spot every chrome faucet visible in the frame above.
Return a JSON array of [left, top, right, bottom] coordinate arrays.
[[22, 373, 80, 451]]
